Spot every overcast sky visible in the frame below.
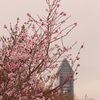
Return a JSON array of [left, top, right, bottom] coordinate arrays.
[[0, 0, 100, 100]]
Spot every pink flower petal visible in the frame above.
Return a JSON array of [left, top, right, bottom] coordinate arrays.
[[4, 25, 7, 29], [74, 23, 77, 26], [27, 13, 31, 17]]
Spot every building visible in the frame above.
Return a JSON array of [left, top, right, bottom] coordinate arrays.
[[57, 58, 74, 97]]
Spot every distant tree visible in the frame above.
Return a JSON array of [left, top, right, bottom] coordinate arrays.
[[0, 0, 84, 99], [74, 94, 94, 100]]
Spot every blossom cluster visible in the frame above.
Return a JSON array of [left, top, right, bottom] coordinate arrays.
[[0, 0, 82, 100]]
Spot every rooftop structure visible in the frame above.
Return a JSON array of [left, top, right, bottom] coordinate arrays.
[[57, 58, 74, 94]]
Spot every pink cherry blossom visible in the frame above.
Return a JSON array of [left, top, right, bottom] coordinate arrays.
[[8, 72, 14, 78], [59, 27, 61, 29], [40, 18, 42, 21], [55, 44, 59, 47], [61, 20, 65, 23], [44, 30, 48, 33], [63, 46, 67, 51], [57, 4, 60, 7], [54, 37, 57, 40], [45, 9, 48, 12], [0, 96, 3, 99], [74, 23, 77, 26], [4, 25, 7, 29], [15, 26, 18, 30], [33, 72, 37, 76], [63, 13, 66, 16], [38, 84, 41, 87], [32, 24, 35, 29], [6, 91, 12, 96], [41, 22, 45, 26], [55, 12, 58, 15], [45, 78, 49, 83], [67, 54, 72, 58], [60, 12, 64, 15], [55, 29, 58, 33], [27, 13, 31, 17], [50, 65, 54, 69], [48, 20, 52, 25], [49, 9, 53, 13]]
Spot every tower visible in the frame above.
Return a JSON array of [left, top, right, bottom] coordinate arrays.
[[57, 58, 74, 95]]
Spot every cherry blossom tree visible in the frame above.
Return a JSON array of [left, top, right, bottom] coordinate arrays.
[[0, 0, 84, 100]]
